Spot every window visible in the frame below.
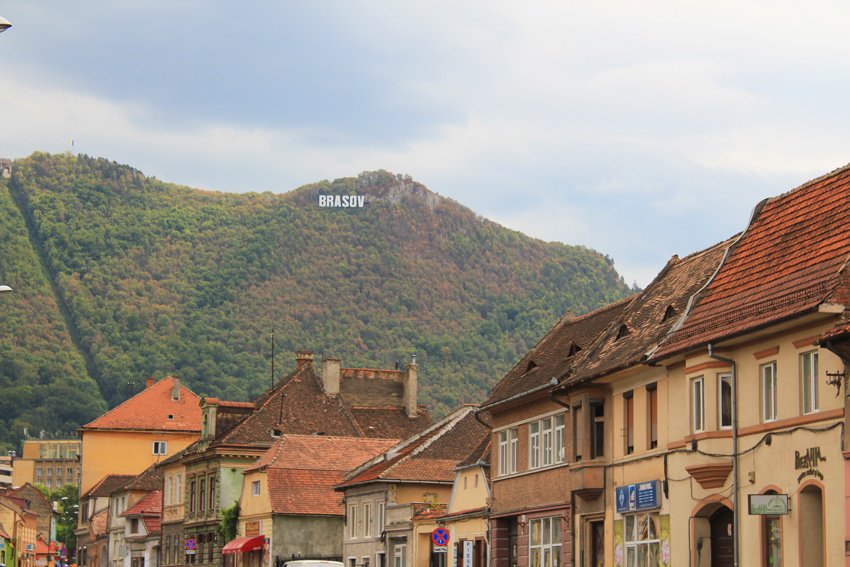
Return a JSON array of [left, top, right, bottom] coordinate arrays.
[[153, 441, 168, 455], [801, 351, 819, 414], [364, 503, 373, 538], [529, 516, 562, 567], [251, 480, 260, 496], [719, 374, 733, 428], [762, 490, 783, 567], [529, 416, 564, 469], [67, 467, 74, 476], [47, 468, 52, 477], [624, 513, 660, 565], [646, 383, 658, 449], [393, 543, 406, 567], [573, 404, 583, 462], [624, 391, 634, 455], [349, 505, 358, 539], [376, 552, 386, 567], [378, 501, 385, 533], [46, 479, 52, 487], [590, 401, 604, 459], [498, 428, 518, 476], [165, 476, 172, 506], [130, 518, 140, 534], [691, 377, 704, 433], [199, 479, 206, 512], [554, 415, 566, 463], [176, 474, 182, 504], [529, 421, 540, 469], [190, 480, 196, 512], [760, 364, 777, 422], [208, 476, 215, 511]]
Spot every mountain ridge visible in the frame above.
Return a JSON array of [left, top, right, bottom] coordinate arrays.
[[0, 152, 631, 452]]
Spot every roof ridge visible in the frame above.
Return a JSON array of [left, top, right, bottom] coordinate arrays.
[[83, 376, 193, 429]]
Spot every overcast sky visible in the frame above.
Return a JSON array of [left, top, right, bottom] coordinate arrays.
[[2, 2, 849, 287]]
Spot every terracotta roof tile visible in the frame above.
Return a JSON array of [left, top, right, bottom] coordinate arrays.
[[119, 464, 163, 493], [348, 407, 432, 438], [653, 165, 850, 358], [91, 509, 108, 536], [563, 240, 731, 386], [338, 406, 489, 488], [83, 474, 135, 498], [121, 490, 162, 517], [83, 376, 201, 432], [484, 298, 633, 406]]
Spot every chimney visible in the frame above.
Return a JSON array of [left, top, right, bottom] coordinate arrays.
[[404, 357, 418, 419], [295, 351, 314, 369], [146, 377, 155, 389], [322, 357, 341, 396], [171, 377, 181, 401]]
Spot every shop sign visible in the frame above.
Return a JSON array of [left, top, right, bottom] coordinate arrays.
[[795, 446, 826, 482], [245, 522, 260, 536], [463, 540, 473, 567], [748, 494, 789, 515], [615, 480, 661, 513]]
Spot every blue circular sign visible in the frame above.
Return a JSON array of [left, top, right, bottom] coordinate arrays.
[[185, 538, 197, 551], [432, 528, 450, 546]]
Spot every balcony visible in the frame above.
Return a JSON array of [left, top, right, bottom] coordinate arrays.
[[570, 463, 604, 499]]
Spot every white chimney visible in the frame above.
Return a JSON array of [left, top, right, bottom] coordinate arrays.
[[322, 357, 341, 396]]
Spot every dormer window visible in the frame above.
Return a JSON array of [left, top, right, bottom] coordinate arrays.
[[567, 343, 582, 358], [524, 360, 538, 374], [663, 305, 677, 322], [616, 325, 630, 340]]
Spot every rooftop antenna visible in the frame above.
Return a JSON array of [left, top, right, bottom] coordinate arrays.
[[270, 329, 275, 390]]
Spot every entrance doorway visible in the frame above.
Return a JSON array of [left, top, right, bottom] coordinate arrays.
[[709, 507, 733, 567], [589, 521, 604, 567]]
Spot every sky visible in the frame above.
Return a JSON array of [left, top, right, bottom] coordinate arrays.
[[2, 2, 850, 287]]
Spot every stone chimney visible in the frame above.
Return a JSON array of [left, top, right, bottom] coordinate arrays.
[[295, 351, 314, 370], [322, 357, 341, 396], [404, 358, 418, 418], [146, 377, 155, 389], [171, 377, 181, 401]]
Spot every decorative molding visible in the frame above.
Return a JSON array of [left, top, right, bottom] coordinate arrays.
[[686, 462, 733, 489]]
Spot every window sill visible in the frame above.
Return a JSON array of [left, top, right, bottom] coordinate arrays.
[[494, 461, 570, 482]]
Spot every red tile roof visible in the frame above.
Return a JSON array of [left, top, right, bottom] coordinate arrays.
[[83, 376, 201, 432], [338, 406, 489, 489], [247, 435, 397, 516], [653, 165, 850, 358], [483, 298, 632, 407], [121, 490, 162, 517], [82, 474, 135, 498], [562, 240, 731, 386]]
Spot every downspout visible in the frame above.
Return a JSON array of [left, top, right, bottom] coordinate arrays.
[[707, 344, 738, 567]]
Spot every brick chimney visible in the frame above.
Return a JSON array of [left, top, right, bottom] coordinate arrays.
[[171, 377, 181, 401], [146, 377, 155, 389], [404, 358, 418, 418], [296, 351, 314, 370], [321, 357, 341, 396]]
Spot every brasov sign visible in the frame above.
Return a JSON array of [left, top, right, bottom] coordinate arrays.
[[318, 194, 366, 208]]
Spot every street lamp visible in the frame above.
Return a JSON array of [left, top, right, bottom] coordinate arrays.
[[0, 16, 11, 33]]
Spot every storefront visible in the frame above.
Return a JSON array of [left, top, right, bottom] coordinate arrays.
[[222, 536, 266, 567]]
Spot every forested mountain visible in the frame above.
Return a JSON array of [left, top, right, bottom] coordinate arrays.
[[0, 153, 631, 452]]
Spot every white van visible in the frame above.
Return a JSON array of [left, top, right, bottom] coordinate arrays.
[[283, 561, 344, 567]]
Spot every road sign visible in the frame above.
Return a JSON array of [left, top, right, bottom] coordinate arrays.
[[185, 538, 197, 554], [432, 528, 450, 547]]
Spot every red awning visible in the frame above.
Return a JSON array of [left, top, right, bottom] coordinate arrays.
[[221, 535, 265, 555]]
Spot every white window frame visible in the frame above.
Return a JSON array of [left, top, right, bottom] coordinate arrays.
[[624, 513, 660, 565], [541, 417, 554, 466], [378, 501, 385, 533], [554, 414, 566, 463], [251, 480, 260, 496], [761, 363, 777, 422], [152, 441, 168, 455], [393, 543, 406, 567], [691, 377, 704, 433], [529, 516, 562, 567], [349, 504, 358, 539], [718, 373, 733, 429], [529, 421, 540, 469], [800, 350, 819, 414], [498, 428, 518, 476], [364, 502, 373, 538]]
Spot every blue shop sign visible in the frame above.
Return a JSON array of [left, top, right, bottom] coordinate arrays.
[[616, 480, 661, 513]]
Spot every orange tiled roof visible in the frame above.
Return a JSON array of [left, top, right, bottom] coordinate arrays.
[[653, 165, 850, 358], [83, 376, 201, 432], [483, 298, 632, 407], [121, 490, 162, 517], [338, 406, 489, 489], [562, 239, 732, 386], [248, 435, 396, 516]]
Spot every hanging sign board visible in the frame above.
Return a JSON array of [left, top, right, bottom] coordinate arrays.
[[748, 494, 789, 515], [615, 480, 661, 513]]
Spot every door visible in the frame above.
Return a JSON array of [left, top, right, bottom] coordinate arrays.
[[710, 508, 734, 567], [589, 521, 604, 567]]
